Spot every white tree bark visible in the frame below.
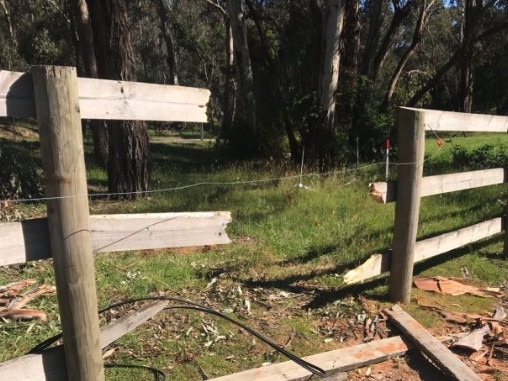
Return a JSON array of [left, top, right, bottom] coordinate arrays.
[[226, 0, 256, 133], [318, 0, 345, 125]]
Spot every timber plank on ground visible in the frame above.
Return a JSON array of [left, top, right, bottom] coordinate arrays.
[[384, 305, 482, 381], [0, 300, 169, 381], [209, 336, 410, 381]]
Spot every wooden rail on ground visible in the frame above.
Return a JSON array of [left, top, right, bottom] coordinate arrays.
[[0, 301, 169, 381], [0, 66, 224, 380], [356, 107, 508, 303], [385, 305, 482, 381]]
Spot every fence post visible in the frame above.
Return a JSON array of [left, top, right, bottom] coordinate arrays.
[[505, 192, 508, 259], [31, 66, 105, 381], [389, 107, 425, 303]]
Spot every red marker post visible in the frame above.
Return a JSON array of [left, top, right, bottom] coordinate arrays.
[[385, 138, 390, 180]]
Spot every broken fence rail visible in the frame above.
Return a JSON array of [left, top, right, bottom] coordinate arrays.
[[0, 70, 210, 123], [0, 211, 232, 267]]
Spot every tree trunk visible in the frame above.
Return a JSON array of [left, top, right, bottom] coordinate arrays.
[[371, 0, 416, 87], [360, 0, 382, 78], [69, 0, 108, 169], [222, 17, 236, 135], [155, 0, 179, 85], [314, 0, 345, 170], [0, 0, 16, 48], [458, 0, 480, 113], [202, 0, 236, 144], [86, 0, 149, 199], [380, 0, 436, 112], [226, 0, 257, 158], [0, 0, 17, 69], [337, 0, 360, 139]]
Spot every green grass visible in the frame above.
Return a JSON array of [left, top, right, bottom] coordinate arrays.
[[1, 131, 507, 379]]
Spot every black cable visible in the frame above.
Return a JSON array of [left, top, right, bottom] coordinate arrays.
[[27, 296, 327, 378], [164, 304, 326, 377]]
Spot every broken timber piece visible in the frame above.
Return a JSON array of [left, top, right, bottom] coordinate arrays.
[[343, 253, 389, 284], [452, 325, 491, 352], [384, 305, 482, 381], [0, 211, 232, 267], [0, 300, 169, 381], [209, 336, 410, 381]]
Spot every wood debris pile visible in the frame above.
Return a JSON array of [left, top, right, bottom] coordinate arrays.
[[413, 276, 508, 378], [0, 279, 55, 321]]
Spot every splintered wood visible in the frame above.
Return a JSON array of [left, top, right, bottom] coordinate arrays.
[[0, 280, 55, 321], [413, 277, 503, 298]]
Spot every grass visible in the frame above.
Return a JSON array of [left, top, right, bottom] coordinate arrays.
[[1, 129, 508, 379]]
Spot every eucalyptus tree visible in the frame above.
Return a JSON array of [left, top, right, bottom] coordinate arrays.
[[0, 0, 18, 69], [408, 0, 508, 108], [380, 0, 437, 111], [224, 0, 258, 158], [337, 0, 360, 145], [68, 0, 108, 169], [308, 0, 345, 170], [0, 0, 73, 70], [86, 0, 150, 199], [155, 0, 179, 85]]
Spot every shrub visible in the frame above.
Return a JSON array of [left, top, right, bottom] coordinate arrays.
[[452, 143, 508, 171], [0, 144, 43, 200]]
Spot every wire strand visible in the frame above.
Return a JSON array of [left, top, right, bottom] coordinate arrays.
[[1, 151, 445, 205]]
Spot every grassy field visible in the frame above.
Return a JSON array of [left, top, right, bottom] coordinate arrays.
[[1, 129, 507, 380]]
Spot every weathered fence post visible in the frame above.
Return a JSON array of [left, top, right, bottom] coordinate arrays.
[[389, 107, 425, 303], [31, 66, 105, 381], [504, 192, 508, 259]]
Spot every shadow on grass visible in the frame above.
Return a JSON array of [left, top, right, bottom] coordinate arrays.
[[223, 235, 501, 310], [151, 142, 218, 172]]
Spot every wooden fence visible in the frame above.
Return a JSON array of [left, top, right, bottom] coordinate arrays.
[[0, 66, 230, 381], [345, 107, 508, 303], [2, 70, 507, 378]]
